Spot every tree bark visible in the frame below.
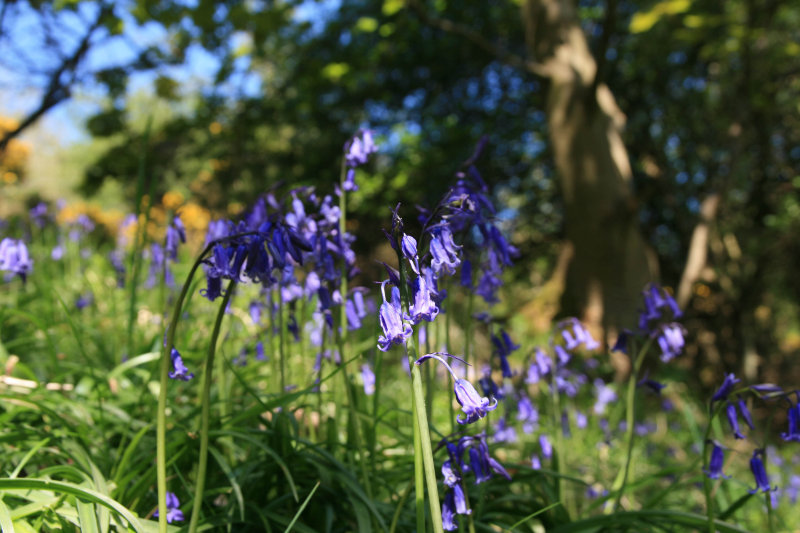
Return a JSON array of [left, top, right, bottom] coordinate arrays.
[[523, 0, 656, 333]]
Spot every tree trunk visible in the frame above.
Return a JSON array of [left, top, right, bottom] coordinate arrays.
[[523, 0, 656, 334]]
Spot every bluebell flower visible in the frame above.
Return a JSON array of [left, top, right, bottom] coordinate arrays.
[[654, 323, 686, 362], [75, 293, 93, 310], [361, 363, 375, 395], [493, 417, 517, 443], [531, 455, 541, 469], [555, 345, 571, 366], [429, 226, 461, 277], [408, 275, 439, 324], [460, 258, 472, 288], [638, 372, 666, 394], [145, 243, 167, 288], [201, 275, 223, 301], [750, 383, 783, 399], [30, 202, 49, 228], [704, 441, 729, 480], [749, 449, 776, 494], [442, 460, 460, 488], [442, 490, 458, 531], [401, 234, 419, 273], [474, 252, 503, 304], [516, 394, 539, 434], [525, 348, 552, 384], [344, 297, 363, 330], [780, 396, 800, 442], [416, 353, 497, 424], [638, 284, 682, 333], [593, 379, 617, 415], [611, 329, 632, 354], [255, 341, 267, 361], [711, 373, 740, 404], [154, 491, 184, 523], [109, 250, 125, 287], [478, 371, 502, 401], [344, 129, 377, 168], [377, 282, 413, 351], [491, 329, 519, 378], [168, 348, 194, 381], [454, 378, 499, 424], [558, 318, 600, 351], [165, 216, 186, 260], [539, 434, 553, 459], [466, 438, 511, 483], [575, 410, 588, 429], [737, 396, 755, 430], [52, 243, 65, 261], [0, 238, 33, 281]]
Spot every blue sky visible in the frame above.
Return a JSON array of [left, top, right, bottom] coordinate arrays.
[[0, 0, 277, 146]]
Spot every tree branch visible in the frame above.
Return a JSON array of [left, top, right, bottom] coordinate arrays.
[[676, 193, 720, 308], [0, 4, 112, 151], [406, 0, 552, 78]]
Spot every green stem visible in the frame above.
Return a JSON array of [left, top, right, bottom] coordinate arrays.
[[412, 390, 426, 533], [156, 252, 214, 532], [156, 232, 259, 533], [549, 357, 567, 518], [188, 280, 236, 533], [610, 338, 651, 512], [409, 356, 444, 533]]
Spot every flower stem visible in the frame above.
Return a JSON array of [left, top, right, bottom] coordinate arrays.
[[610, 338, 651, 511], [393, 215, 443, 533], [409, 350, 444, 533], [188, 279, 236, 533], [156, 240, 218, 533]]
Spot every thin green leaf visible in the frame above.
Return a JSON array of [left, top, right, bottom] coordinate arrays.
[[283, 481, 320, 533], [0, 498, 17, 533], [0, 478, 145, 533]]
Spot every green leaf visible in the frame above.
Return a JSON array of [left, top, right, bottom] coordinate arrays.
[[0, 478, 145, 533], [283, 481, 320, 533]]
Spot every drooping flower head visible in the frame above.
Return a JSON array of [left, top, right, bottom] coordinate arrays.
[[491, 328, 519, 378], [557, 318, 600, 352], [749, 449, 776, 494], [711, 373, 741, 405], [168, 348, 194, 381], [0, 238, 33, 282], [377, 281, 413, 351], [703, 441, 729, 480], [781, 394, 800, 442], [154, 491, 185, 523], [638, 283, 682, 333], [416, 353, 497, 424], [361, 363, 376, 395]]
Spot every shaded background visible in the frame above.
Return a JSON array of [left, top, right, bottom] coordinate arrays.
[[1, 0, 799, 389]]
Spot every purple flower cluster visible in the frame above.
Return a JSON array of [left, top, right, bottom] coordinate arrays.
[[0, 237, 33, 282], [154, 491, 184, 523], [702, 373, 800, 500], [439, 433, 511, 531], [343, 129, 377, 191], [636, 284, 687, 363]]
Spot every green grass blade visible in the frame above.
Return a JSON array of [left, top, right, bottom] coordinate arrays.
[[505, 501, 562, 531], [0, 478, 144, 533], [0, 498, 17, 533], [283, 481, 320, 533], [9, 438, 49, 479], [76, 499, 100, 533]]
